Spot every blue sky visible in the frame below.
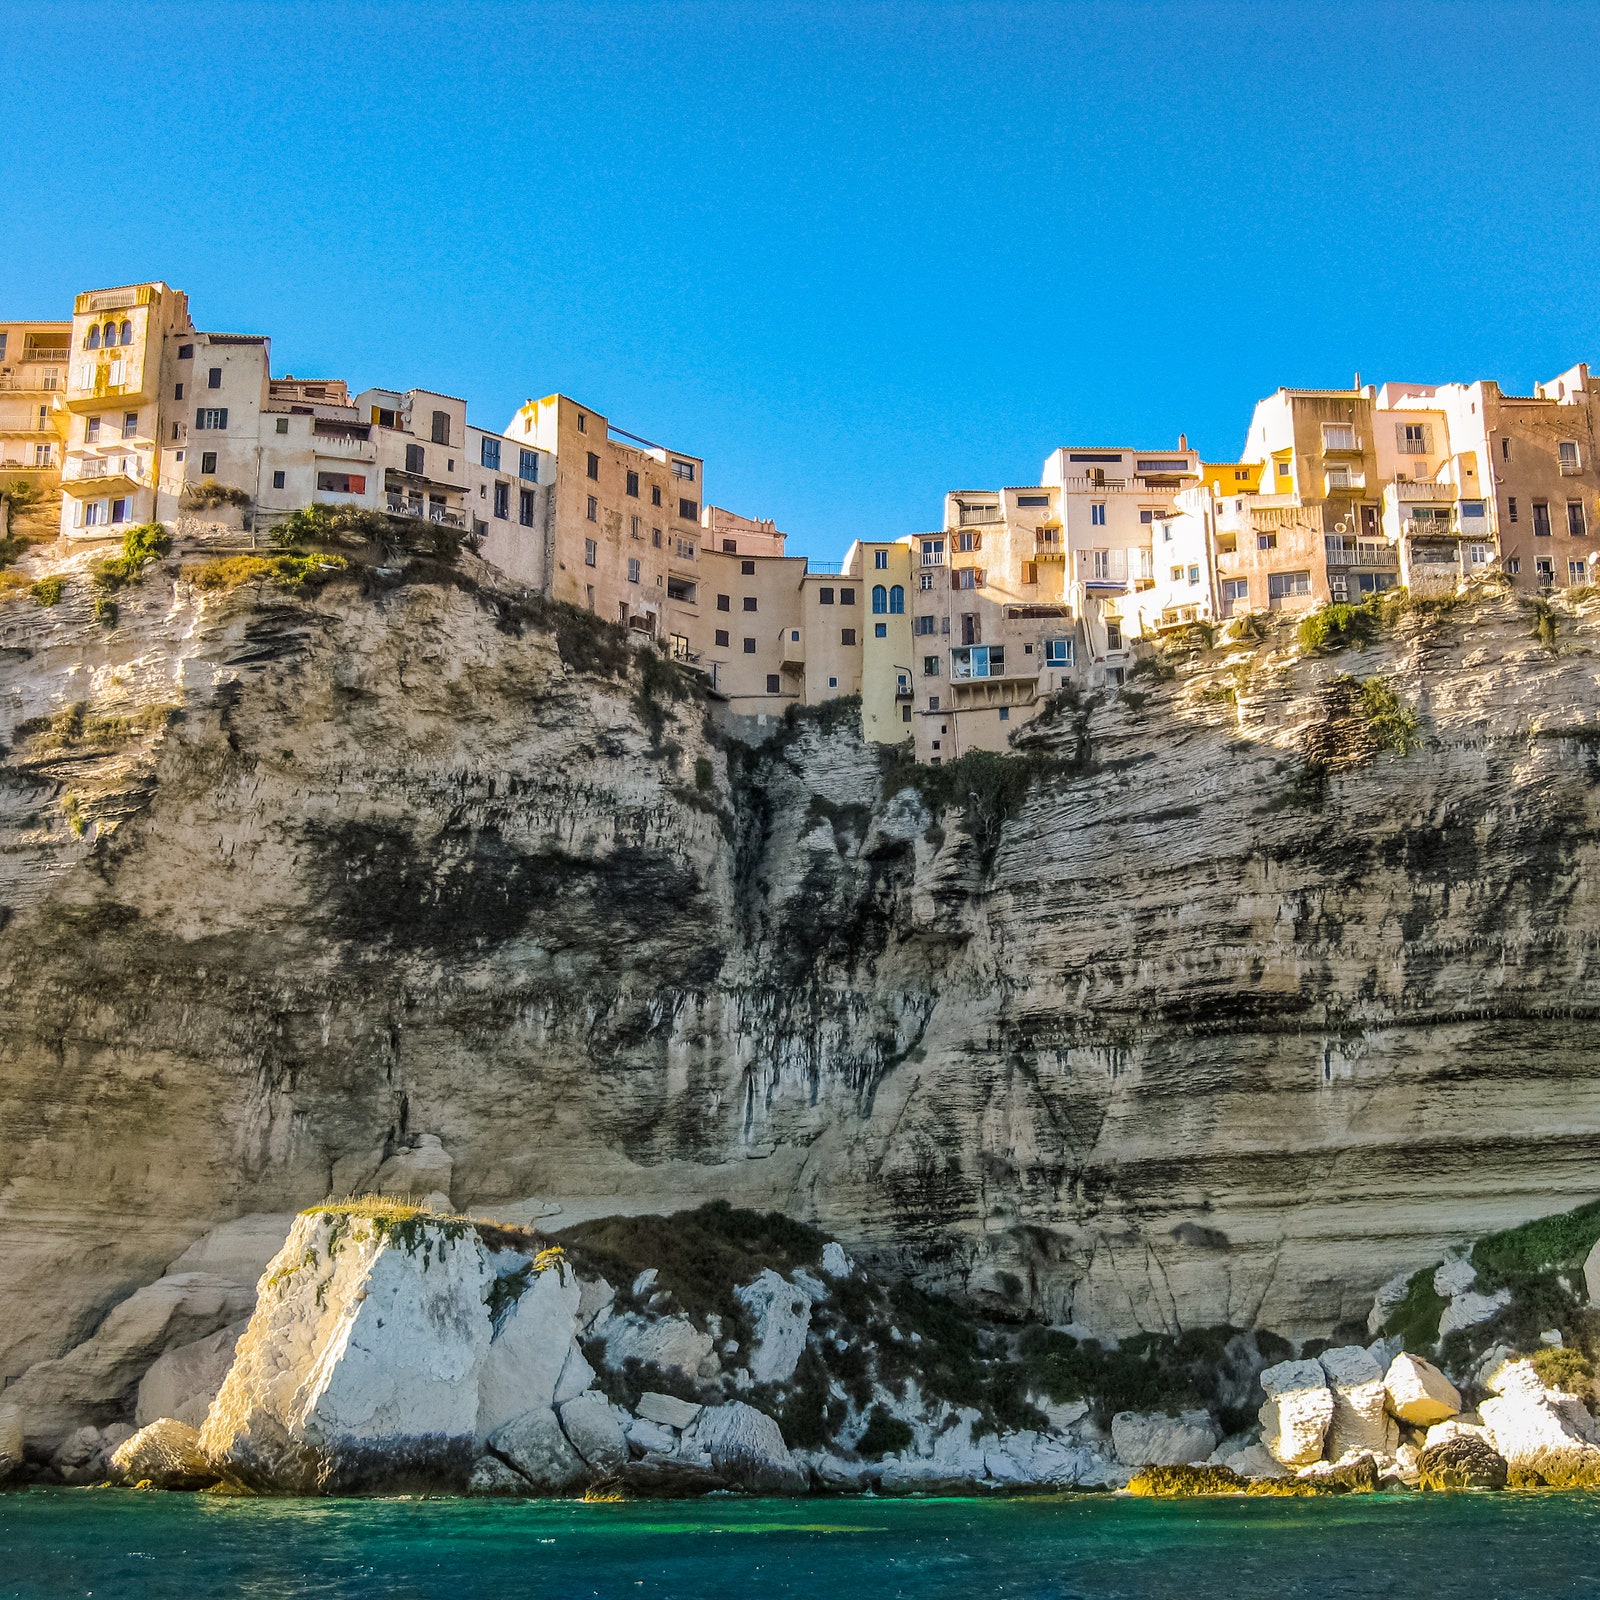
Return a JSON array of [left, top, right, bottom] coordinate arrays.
[[6, 1, 1599, 560]]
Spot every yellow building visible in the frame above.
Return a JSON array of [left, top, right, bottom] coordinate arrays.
[[0, 318, 69, 536]]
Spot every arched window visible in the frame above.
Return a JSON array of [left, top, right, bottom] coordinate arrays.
[[85, 325, 100, 350], [119, 321, 133, 346], [103, 322, 118, 347], [889, 585, 905, 613], [871, 584, 887, 614]]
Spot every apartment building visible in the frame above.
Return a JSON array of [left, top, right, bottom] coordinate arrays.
[[510, 395, 703, 636], [0, 319, 69, 521], [674, 545, 807, 715]]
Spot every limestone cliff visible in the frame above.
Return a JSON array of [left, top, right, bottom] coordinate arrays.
[[3, 536, 1600, 1420]]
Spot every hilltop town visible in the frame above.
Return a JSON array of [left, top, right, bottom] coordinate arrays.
[[3, 278, 1596, 762]]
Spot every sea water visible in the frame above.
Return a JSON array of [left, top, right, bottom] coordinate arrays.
[[4, 1488, 1600, 1599]]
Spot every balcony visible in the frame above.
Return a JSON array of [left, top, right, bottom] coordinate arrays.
[[22, 347, 69, 363], [1323, 472, 1366, 494], [62, 467, 142, 498], [1394, 478, 1455, 502], [385, 494, 465, 528], [1321, 433, 1362, 453], [1058, 475, 1127, 492]]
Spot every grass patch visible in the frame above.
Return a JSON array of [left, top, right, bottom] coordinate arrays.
[[1358, 676, 1422, 754], [179, 479, 252, 511], [1528, 1345, 1594, 1392], [11, 700, 175, 756], [633, 648, 696, 747], [555, 1201, 824, 1335], [88, 522, 172, 624], [1383, 1267, 1448, 1349], [1128, 653, 1175, 682], [187, 553, 348, 592], [1298, 601, 1380, 656], [1471, 1198, 1600, 1289], [0, 571, 31, 600]]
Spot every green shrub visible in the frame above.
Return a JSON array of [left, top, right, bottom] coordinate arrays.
[[187, 553, 347, 592], [88, 522, 173, 623], [1384, 1267, 1448, 1349], [179, 478, 252, 511], [273, 502, 395, 549], [30, 575, 65, 607], [1129, 653, 1176, 682], [883, 746, 1071, 865], [857, 1406, 914, 1459], [694, 756, 715, 792], [1529, 1345, 1594, 1392], [1227, 612, 1268, 644], [1358, 676, 1422, 754], [1298, 602, 1378, 656], [1472, 1198, 1600, 1289], [1530, 599, 1558, 650]]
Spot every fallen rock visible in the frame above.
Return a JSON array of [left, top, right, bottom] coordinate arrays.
[[1478, 1388, 1600, 1487], [136, 1323, 247, 1430], [821, 1242, 853, 1279], [626, 1416, 678, 1454], [1417, 1432, 1508, 1490], [1384, 1353, 1461, 1426], [474, 1259, 583, 1439], [467, 1454, 530, 1496], [1318, 1346, 1382, 1387], [1258, 1360, 1334, 1468], [689, 1401, 804, 1493], [110, 1419, 218, 1490], [1368, 1271, 1413, 1338], [489, 1408, 587, 1491], [1297, 1450, 1381, 1494], [1127, 1463, 1244, 1497], [559, 1393, 629, 1473], [1218, 1442, 1284, 1480], [1433, 1259, 1478, 1299], [636, 1391, 701, 1430], [1111, 1409, 1219, 1467], [1326, 1378, 1399, 1460], [1439, 1289, 1511, 1337], [734, 1270, 813, 1385], [596, 1312, 714, 1380]]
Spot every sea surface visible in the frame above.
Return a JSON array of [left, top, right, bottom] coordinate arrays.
[[3, 1488, 1599, 1599]]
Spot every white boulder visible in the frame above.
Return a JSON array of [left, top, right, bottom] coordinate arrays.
[[489, 1407, 586, 1490], [1258, 1360, 1334, 1468], [1367, 1271, 1413, 1338], [474, 1259, 583, 1439], [1439, 1289, 1511, 1336], [109, 1418, 217, 1490], [1317, 1350, 1396, 1459], [1433, 1259, 1478, 1299], [1584, 1237, 1600, 1308], [1479, 1390, 1600, 1484], [1318, 1345, 1381, 1387], [636, 1391, 701, 1430], [596, 1311, 714, 1379], [1424, 1418, 1490, 1449], [1110, 1409, 1219, 1467], [734, 1270, 814, 1384], [821, 1242, 853, 1279], [1219, 1442, 1284, 1479], [558, 1392, 629, 1473], [1383, 1353, 1460, 1426], [467, 1453, 530, 1495], [688, 1400, 804, 1492], [626, 1416, 678, 1454]]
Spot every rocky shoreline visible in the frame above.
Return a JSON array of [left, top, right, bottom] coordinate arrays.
[[7, 1194, 1600, 1501]]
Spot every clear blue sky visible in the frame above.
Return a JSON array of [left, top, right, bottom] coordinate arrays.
[[6, 1, 1599, 561]]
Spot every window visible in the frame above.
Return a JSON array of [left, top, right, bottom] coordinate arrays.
[[950, 644, 1006, 679], [828, 677, 838, 689], [1268, 570, 1312, 599], [790, 629, 800, 641], [1323, 423, 1356, 450], [1188, 565, 1201, 584], [201, 451, 217, 474], [586, 495, 597, 521], [1509, 496, 1519, 523], [840, 587, 855, 605], [913, 614, 935, 635], [722, 539, 738, 553], [679, 498, 698, 521], [576, 412, 587, 433], [1171, 565, 1184, 581], [174, 383, 184, 400], [740, 559, 755, 575], [520, 488, 535, 526], [651, 485, 662, 507], [493, 481, 510, 519], [1090, 503, 1106, 526], [889, 585, 904, 613], [921, 538, 945, 566], [630, 515, 641, 540], [672, 459, 695, 481], [653, 528, 663, 547], [952, 568, 982, 590], [1537, 557, 1554, 580], [923, 655, 939, 675], [1506, 558, 1521, 575], [519, 449, 538, 482], [208, 367, 222, 389], [584, 538, 597, 566], [872, 585, 887, 614], [875, 549, 888, 569], [874, 622, 887, 638], [1221, 577, 1249, 614], [403, 442, 424, 473], [119, 321, 132, 346], [717, 594, 730, 611], [272, 470, 286, 489], [628, 558, 641, 584], [841, 628, 856, 645], [999, 707, 1010, 721], [1258, 531, 1277, 550], [818, 588, 834, 605], [1044, 637, 1073, 666], [715, 629, 730, 647], [1571, 560, 1587, 584], [1460, 500, 1485, 521], [1533, 501, 1552, 537], [316, 471, 367, 493], [919, 572, 935, 590], [675, 538, 696, 559], [1561, 441, 1581, 473], [766, 674, 780, 693], [86, 416, 101, 442], [81, 498, 106, 525], [1398, 422, 1430, 453], [584, 452, 600, 481], [743, 597, 757, 612], [275, 416, 288, 434], [1017, 494, 1049, 507], [111, 497, 129, 523], [1105, 622, 1123, 651], [626, 470, 639, 497], [743, 637, 756, 653], [177, 343, 193, 360], [481, 438, 501, 469], [123, 412, 137, 438], [84, 325, 100, 350], [955, 531, 980, 552], [194, 408, 228, 430], [1569, 501, 1587, 538], [1277, 460, 1290, 477], [1326, 464, 1352, 489]]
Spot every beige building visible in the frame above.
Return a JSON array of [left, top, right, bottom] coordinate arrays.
[[0, 319, 69, 530]]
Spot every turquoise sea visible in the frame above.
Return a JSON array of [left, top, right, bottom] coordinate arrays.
[[4, 1489, 1599, 1599]]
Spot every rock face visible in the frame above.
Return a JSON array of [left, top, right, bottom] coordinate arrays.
[[136, 1324, 247, 1429], [1111, 1410, 1219, 1467], [688, 1401, 804, 1493], [109, 1418, 217, 1490], [8, 554, 1600, 1417]]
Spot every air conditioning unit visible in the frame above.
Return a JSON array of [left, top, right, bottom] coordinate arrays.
[[1330, 576, 1349, 600]]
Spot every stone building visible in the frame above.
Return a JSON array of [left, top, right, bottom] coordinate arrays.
[[0, 317, 69, 533]]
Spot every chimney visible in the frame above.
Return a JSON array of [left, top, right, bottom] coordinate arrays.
[[1353, 372, 1361, 391], [1179, 433, 1188, 451]]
